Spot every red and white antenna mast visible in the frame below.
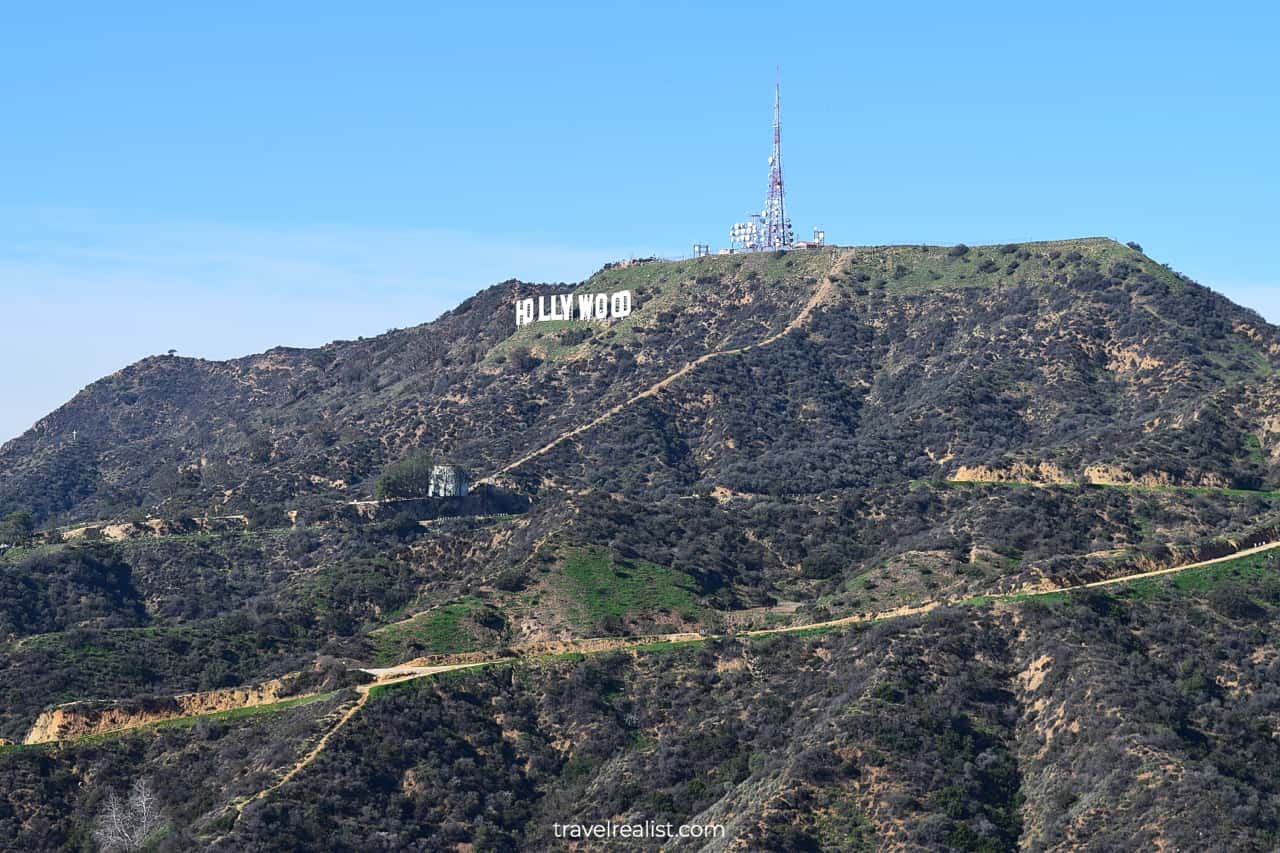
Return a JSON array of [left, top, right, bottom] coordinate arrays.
[[730, 77, 794, 251], [762, 77, 793, 249]]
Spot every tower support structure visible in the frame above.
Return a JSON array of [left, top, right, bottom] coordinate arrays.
[[731, 82, 794, 251]]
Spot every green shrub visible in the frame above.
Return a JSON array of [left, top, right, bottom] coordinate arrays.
[[0, 510, 34, 544], [374, 449, 435, 499]]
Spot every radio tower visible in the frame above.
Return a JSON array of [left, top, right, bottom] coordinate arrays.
[[762, 80, 792, 248], [730, 80, 794, 251]]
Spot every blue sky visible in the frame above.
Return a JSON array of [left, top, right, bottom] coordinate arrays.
[[2, 2, 1277, 442]]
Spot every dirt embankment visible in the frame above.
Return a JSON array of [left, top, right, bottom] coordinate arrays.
[[1127, 527, 1280, 574], [952, 461, 1235, 489], [387, 650, 504, 669], [953, 462, 1072, 484], [56, 514, 248, 544], [23, 677, 296, 744]]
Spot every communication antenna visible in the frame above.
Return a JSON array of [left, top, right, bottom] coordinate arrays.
[[730, 78, 794, 251]]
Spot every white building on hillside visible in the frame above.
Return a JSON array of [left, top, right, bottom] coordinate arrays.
[[427, 464, 469, 498]]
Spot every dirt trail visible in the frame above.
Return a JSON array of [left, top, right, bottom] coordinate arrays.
[[745, 601, 940, 637], [355, 632, 704, 683], [477, 251, 852, 484], [200, 537, 1280, 831], [226, 640, 707, 821], [40, 535, 1275, 756], [232, 691, 370, 818], [351, 533, 1280, 687], [1075, 538, 1280, 590], [228, 538, 1280, 819], [762, 539, 1280, 634], [356, 660, 511, 684]]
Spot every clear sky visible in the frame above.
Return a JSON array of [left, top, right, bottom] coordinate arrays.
[[2, 2, 1277, 443]]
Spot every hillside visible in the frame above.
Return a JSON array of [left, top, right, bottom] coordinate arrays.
[[3, 237, 1280, 851], [5, 238, 1276, 525]]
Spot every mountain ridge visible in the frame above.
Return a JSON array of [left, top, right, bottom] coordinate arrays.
[[4, 236, 1275, 528]]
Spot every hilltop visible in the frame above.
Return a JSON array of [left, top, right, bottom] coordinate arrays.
[[2, 237, 1275, 525], [3, 237, 1280, 850]]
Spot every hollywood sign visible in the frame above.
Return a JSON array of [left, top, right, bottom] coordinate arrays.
[[515, 291, 633, 327]]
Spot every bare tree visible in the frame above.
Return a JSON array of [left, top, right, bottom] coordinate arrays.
[[93, 778, 166, 852]]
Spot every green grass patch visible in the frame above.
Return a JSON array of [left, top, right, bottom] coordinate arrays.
[[626, 638, 706, 655], [743, 625, 833, 646], [842, 238, 1132, 297], [0, 541, 67, 565], [975, 550, 1279, 610], [553, 546, 703, 630], [1244, 433, 1267, 464], [1115, 550, 1280, 601], [369, 596, 493, 665], [1004, 590, 1069, 606]]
